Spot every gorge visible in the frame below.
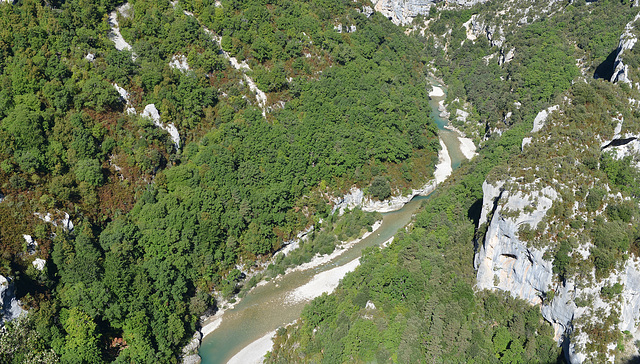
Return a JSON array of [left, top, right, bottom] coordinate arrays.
[[197, 80, 471, 364]]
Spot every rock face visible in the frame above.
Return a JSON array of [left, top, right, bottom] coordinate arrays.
[[522, 104, 559, 149], [181, 331, 202, 364], [141, 104, 181, 150], [169, 54, 191, 73], [34, 211, 74, 232], [108, 3, 137, 60], [475, 180, 558, 307], [475, 177, 640, 363], [32, 258, 46, 271], [332, 180, 437, 214], [371, 0, 489, 25], [611, 12, 640, 85], [468, 16, 505, 48], [0, 275, 25, 326]]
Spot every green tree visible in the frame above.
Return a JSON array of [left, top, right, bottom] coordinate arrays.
[[370, 176, 391, 200], [60, 308, 101, 364], [74, 159, 104, 186]]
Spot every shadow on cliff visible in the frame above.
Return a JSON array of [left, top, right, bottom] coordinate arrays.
[[624, 356, 640, 364], [594, 48, 619, 80], [468, 198, 483, 227]]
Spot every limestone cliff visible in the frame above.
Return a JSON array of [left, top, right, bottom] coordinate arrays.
[[474, 177, 640, 363], [475, 94, 640, 362], [370, 0, 489, 26], [0, 275, 25, 326], [474, 180, 557, 307], [611, 12, 640, 85]]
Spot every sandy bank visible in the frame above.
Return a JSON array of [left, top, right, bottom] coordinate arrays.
[[443, 125, 478, 161], [457, 137, 478, 160], [227, 330, 277, 364], [429, 86, 445, 97], [434, 139, 452, 184], [286, 257, 361, 304], [200, 309, 225, 338]]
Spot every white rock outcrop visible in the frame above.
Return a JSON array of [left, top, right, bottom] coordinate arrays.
[[181, 331, 202, 364], [462, 16, 478, 41], [456, 109, 469, 123], [475, 178, 640, 363], [111, 85, 181, 150], [23, 234, 37, 255], [611, 12, 640, 84], [0, 275, 25, 326], [371, 0, 489, 25], [182, 11, 269, 116], [35, 211, 74, 232], [170, 54, 191, 73], [332, 178, 437, 214], [532, 105, 559, 133], [32, 258, 46, 271], [113, 83, 137, 115], [499, 47, 515, 65], [469, 17, 505, 48], [475, 181, 558, 306], [523, 105, 559, 149], [108, 3, 137, 60], [141, 104, 181, 150]]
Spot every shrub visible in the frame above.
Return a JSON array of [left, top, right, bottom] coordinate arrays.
[[370, 176, 391, 201], [586, 188, 605, 211]]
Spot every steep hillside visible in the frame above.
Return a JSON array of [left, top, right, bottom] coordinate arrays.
[[416, 0, 636, 141], [0, 0, 443, 362], [475, 80, 640, 363], [3, 0, 640, 363], [267, 1, 640, 363]]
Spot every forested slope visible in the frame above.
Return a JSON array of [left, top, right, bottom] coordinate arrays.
[[0, 0, 442, 362], [267, 126, 562, 363], [267, 0, 640, 363]]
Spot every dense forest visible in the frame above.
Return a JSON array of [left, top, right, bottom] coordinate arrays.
[[0, 0, 442, 362], [2, 0, 640, 362]]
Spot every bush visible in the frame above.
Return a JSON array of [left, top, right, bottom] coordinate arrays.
[[74, 159, 104, 186], [601, 283, 624, 300], [553, 240, 571, 278], [586, 188, 605, 211], [370, 176, 391, 201]]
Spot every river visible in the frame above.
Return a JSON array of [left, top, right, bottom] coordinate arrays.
[[198, 79, 467, 363]]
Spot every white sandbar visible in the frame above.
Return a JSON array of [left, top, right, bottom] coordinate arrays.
[[227, 330, 276, 364], [433, 139, 452, 184], [286, 257, 360, 304], [429, 86, 445, 97]]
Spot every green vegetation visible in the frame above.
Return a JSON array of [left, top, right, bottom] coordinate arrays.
[[267, 124, 561, 363], [245, 208, 381, 292], [0, 0, 440, 362], [495, 80, 640, 278], [266, 1, 640, 362], [422, 0, 636, 139], [1, 0, 639, 362]]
